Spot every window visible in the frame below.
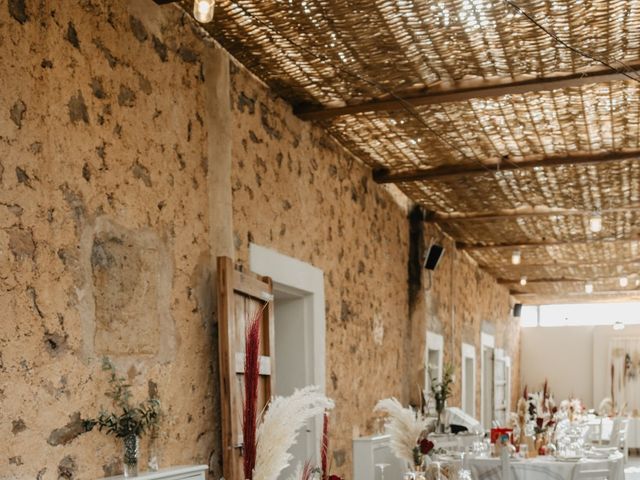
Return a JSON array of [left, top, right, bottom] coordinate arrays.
[[522, 302, 640, 328], [425, 332, 444, 411]]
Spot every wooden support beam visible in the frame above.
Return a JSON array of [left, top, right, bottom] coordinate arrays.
[[428, 205, 640, 223], [295, 61, 640, 121], [373, 150, 640, 184], [481, 258, 640, 271], [457, 236, 640, 251]]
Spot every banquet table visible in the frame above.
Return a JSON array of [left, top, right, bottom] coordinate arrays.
[[466, 453, 624, 480]]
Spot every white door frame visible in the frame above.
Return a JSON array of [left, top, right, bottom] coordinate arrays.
[[480, 332, 495, 429], [461, 343, 476, 418], [249, 244, 326, 464]]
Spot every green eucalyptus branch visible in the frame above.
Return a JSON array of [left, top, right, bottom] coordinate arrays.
[[85, 357, 161, 438]]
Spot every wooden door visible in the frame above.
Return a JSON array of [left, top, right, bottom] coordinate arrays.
[[217, 256, 275, 480]]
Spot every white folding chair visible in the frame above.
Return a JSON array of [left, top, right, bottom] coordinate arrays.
[[571, 460, 612, 480]]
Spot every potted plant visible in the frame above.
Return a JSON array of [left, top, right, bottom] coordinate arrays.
[[84, 358, 161, 477]]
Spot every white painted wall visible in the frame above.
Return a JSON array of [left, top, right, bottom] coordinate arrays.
[[521, 325, 640, 408], [521, 326, 594, 405]]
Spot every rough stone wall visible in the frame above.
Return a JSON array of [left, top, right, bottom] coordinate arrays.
[[229, 65, 412, 477], [1, 1, 520, 479], [411, 224, 521, 413], [0, 1, 222, 479]]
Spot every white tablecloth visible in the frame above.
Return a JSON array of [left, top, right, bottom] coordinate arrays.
[[466, 454, 624, 480]]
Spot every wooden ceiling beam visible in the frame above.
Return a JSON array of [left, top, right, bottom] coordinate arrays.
[[373, 150, 640, 184], [498, 275, 639, 285], [295, 61, 640, 121], [512, 289, 640, 298], [457, 236, 640, 251], [427, 205, 640, 223]]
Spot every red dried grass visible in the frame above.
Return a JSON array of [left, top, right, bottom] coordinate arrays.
[[301, 460, 313, 480], [321, 412, 329, 480], [243, 307, 263, 480]]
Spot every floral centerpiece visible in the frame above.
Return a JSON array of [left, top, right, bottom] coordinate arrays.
[[242, 306, 335, 480], [374, 398, 430, 470], [428, 364, 454, 433], [413, 438, 435, 468], [84, 358, 161, 477]]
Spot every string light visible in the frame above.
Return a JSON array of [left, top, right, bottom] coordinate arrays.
[[193, 0, 215, 23], [511, 249, 521, 265], [585, 282, 594, 294], [620, 276, 629, 288], [589, 212, 602, 233], [520, 276, 527, 286]]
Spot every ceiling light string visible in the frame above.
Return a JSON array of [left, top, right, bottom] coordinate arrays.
[[225, 0, 592, 238], [225, 0, 497, 174], [503, 0, 640, 84], [219, 0, 627, 293]]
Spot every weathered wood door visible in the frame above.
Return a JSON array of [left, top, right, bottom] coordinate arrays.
[[217, 256, 275, 480]]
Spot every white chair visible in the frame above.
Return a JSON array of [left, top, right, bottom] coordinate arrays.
[[610, 418, 629, 461], [571, 460, 612, 480]]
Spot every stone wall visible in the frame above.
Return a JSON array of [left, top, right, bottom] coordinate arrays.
[[409, 222, 521, 413], [229, 63, 412, 477], [0, 1, 225, 478], [1, 1, 519, 479]]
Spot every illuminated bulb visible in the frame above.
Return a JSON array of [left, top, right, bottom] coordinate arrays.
[[520, 276, 527, 286], [620, 276, 629, 287], [613, 320, 625, 331], [585, 282, 594, 294], [511, 249, 521, 265], [589, 212, 602, 233], [193, 0, 215, 23]]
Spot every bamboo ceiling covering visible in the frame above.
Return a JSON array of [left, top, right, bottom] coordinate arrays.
[[179, 0, 640, 304]]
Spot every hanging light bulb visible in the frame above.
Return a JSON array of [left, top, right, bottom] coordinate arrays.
[[585, 282, 594, 294], [193, 0, 215, 23], [520, 276, 527, 286], [620, 276, 629, 288], [613, 320, 625, 331], [589, 212, 602, 233], [511, 249, 521, 265]]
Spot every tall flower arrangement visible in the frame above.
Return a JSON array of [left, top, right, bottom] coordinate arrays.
[[254, 386, 334, 480], [243, 307, 264, 480], [241, 301, 334, 480], [374, 398, 429, 466]]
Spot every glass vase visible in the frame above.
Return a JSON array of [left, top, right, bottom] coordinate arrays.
[[435, 401, 446, 433], [123, 433, 139, 477]]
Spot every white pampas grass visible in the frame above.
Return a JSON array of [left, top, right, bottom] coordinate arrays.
[[374, 398, 428, 465], [254, 386, 334, 480], [285, 463, 302, 480]]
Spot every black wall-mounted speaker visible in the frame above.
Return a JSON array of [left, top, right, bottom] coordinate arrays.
[[424, 244, 444, 270], [513, 303, 523, 317]]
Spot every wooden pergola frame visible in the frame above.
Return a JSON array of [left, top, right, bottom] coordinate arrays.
[[295, 62, 640, 121]]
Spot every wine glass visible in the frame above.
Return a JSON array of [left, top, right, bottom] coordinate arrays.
[[375, 463, 390, 480]]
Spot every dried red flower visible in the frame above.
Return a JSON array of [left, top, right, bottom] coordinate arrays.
[[419, 439, 435, 455], [329, 475, 342, 480], [536, 417, 544, 429]]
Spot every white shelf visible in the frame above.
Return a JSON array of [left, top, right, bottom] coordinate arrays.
[[103, 465, 208, 480]]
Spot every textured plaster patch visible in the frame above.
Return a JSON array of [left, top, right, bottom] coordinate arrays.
[[77, 217, 175, 363]]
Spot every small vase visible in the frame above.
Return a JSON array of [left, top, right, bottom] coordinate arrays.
[[435, 403, 446, 433], [123, 434, 139, 477]]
